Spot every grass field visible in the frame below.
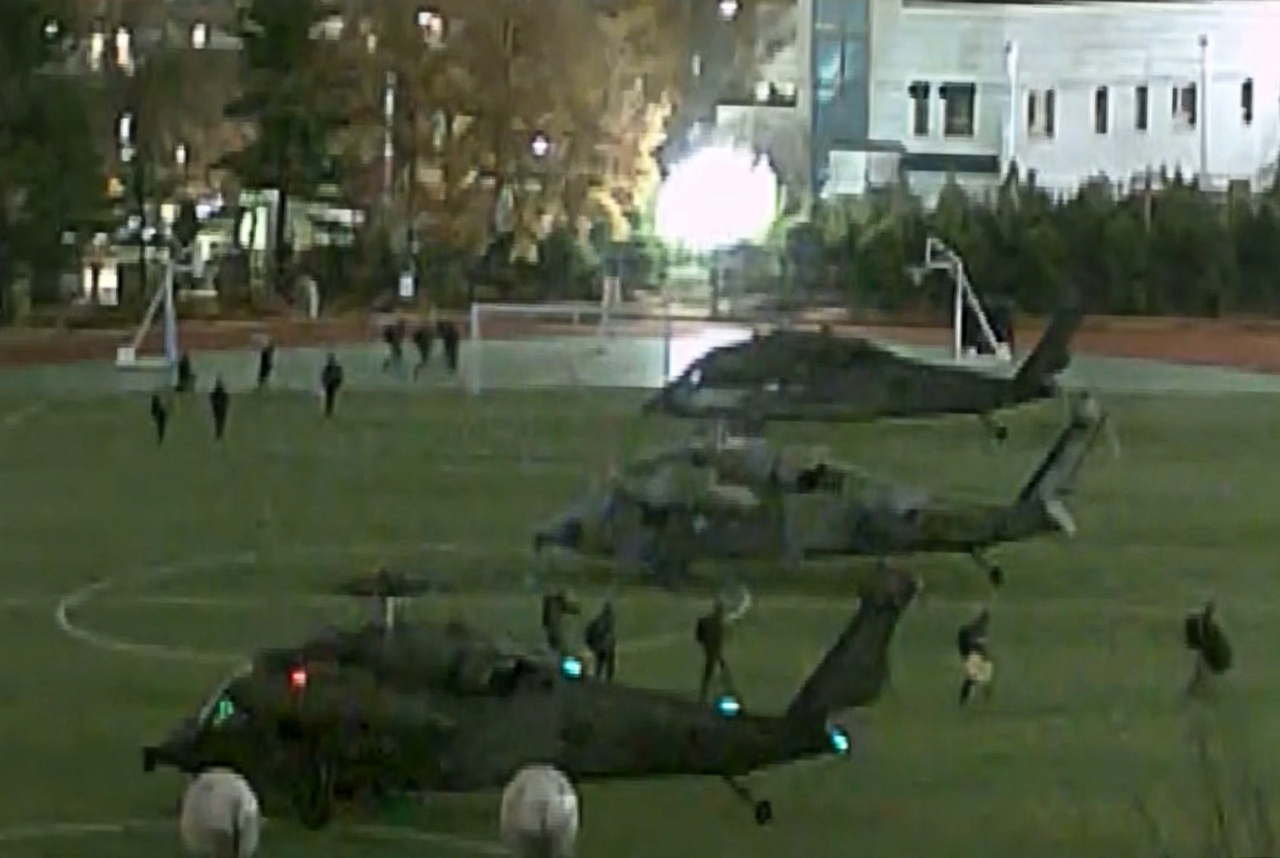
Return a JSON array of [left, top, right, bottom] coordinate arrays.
[[2, 362, 1280, 858]]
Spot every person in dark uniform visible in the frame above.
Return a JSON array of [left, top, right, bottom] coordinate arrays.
[[540, 589, 579, 657], [149, 393, 168, 444], [209, 377, 229, 440], [957, 606, 994, 707], [584, 600, 617, 681], [411, 324, 434, 379], [256, 338, 275, 389], [1185, 599, 1232, 697], [175, 352, 195, 393], [696, 598, 736, 702], [320, 353, 344, 417], [436, 319, 460, 374], [382, 319, 406, 374]]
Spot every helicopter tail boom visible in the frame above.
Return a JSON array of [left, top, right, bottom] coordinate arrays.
[[1010, 302, 1083, 398], [782, 569, 918, 724], [1013, 392, 1105, 533]]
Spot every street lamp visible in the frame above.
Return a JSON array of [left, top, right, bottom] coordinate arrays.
[[115, 26, 134, 74], [717, 0, 740, 21], [383, 71, 396, 205], [89, 28, 105, 71], [118, 112, 135, 162], [530, 133, 550, 158], [1197, 34, 1209, 186]]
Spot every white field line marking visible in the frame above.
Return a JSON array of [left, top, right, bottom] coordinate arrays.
[[0, 400, 45, 433], [0, 816, 501, 852], [53, 542, 754, 664]]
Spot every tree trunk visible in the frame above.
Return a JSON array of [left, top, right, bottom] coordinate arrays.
[[273, 185, 290, 297]]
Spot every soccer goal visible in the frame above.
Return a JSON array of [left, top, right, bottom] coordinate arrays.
[[115, 255, 182, 372], [465, 299, 678, 394], [908, 237, 1012, 363]]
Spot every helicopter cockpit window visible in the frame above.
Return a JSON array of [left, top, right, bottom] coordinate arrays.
[[195, 665, 252, 729], [206, 696, 243, 729], [448, 648, 539, 697]]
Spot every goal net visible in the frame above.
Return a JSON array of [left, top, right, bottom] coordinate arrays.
[[115, 258, 181, 371], [465, 300, 757, 393]]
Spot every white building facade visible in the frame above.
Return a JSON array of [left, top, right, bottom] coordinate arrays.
[[835, 0, 1280, 200]]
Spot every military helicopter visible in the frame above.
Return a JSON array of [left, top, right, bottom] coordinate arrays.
[[642, 304, 1082, 440], [536, 393, 1107, 588], [142, 568, 918, 829]]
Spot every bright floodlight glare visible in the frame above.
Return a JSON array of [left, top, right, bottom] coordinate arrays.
[[653, 146, 778, 252]]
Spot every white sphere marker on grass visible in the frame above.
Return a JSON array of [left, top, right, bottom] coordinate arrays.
[[179, 768, 261, 858], [499, 764, 580, 858]]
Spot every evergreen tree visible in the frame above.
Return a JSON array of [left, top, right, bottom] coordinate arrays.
[[220, 0, 348, 293], [0, 0, 107, 314]]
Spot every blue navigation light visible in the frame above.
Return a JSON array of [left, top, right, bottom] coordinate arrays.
[[559, 655, 584, 679], [714, 694, 741, 716], [828, 724, 851, 754]]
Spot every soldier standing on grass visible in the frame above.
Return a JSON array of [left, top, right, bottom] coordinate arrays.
[[436, 318, 460, 374], [382, 319, 406, 374], [321, 353, 344, 418], [209, 378, 229, 440], [256, 338, 275, 389], [175, 352, 195, 393], [696, 598, 736, 702], [1184, 599, 1232, 697], [957, 606, 994, 707], [584, 600, 617, 681], [411, 324, 434, 379], [149, 393, 168, 444], [541, 589, 580, 657]]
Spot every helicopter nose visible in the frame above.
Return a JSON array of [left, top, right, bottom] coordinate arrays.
[[534, 518, 584, 552]]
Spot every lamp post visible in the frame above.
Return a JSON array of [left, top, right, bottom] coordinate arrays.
[[383, 69, 396, 209], [1003, 40, 1019, 180], [1197, 34, 1209, 186]]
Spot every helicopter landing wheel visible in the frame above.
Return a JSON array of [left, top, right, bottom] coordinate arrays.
[[294, 755, 336, 830], [753, 800, 773, 825]]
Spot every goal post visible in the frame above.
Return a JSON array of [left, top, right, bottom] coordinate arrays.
[[465, 300, 676, 394], [115, 255, 181, 372], [908, 237, 1011, 363]]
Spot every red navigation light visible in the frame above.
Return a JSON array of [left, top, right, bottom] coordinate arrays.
[[288, 667, 307, 689]]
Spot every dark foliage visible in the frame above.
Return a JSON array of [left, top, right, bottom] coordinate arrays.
[[0, 0, 107, 314], [834, 172, 1280, 318], [219, 0, 349, 294]]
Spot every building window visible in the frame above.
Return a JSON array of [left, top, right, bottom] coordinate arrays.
[[1242, 78, 1254, 124], [1094, 86, 1109, 134], [908, 81, 930, 136], [941, 82, 975, 137], [1172, 83, 1197, 129], [1026, 89, 1055, 138], [1135, 85, 1149, 131]]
